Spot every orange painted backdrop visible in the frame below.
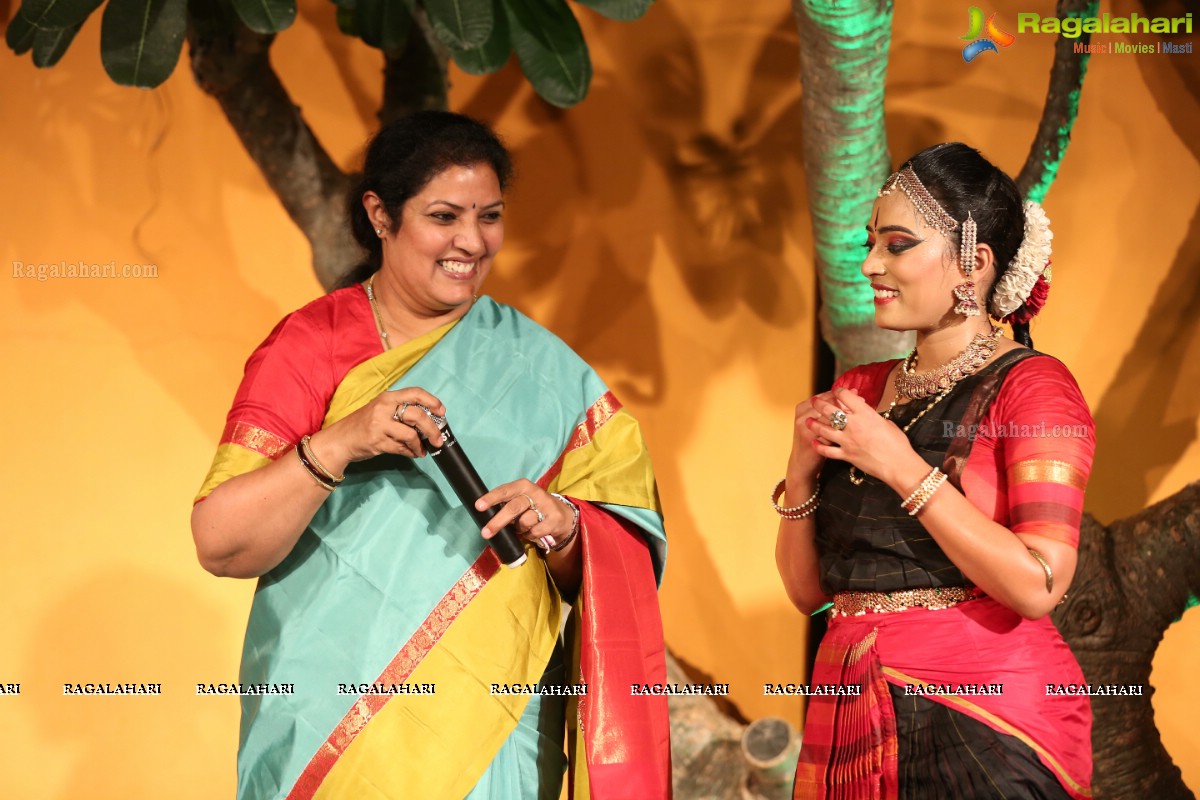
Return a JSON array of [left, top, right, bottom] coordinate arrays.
[[1, 0, 1197, 796]]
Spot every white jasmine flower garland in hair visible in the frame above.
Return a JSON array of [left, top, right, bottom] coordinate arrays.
[[989, 201, 1053, 319]]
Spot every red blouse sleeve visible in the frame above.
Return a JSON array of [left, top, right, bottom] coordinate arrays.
[[978, 355, 1096, 548], [218, 310, 336, 459], [196, 288, 384, 502]]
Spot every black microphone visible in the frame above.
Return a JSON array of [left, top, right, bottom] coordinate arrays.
[[413, 407, 528, 568]]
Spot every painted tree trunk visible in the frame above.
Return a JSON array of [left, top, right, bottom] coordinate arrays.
[[793, 0, 912, 371]]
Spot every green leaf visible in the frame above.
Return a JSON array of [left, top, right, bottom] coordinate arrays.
[[504, 0, 591, 108], [100, 0, 187, 87], [16, 0, 104, 30], [425, 0, 493, 50], [229, 0, 296, 34], [354, 0, 410, 52], [450, 0, 509, 75], [32, 21, 83, 66], [570, 0, 650, 22], [6, 10, 38, 54]]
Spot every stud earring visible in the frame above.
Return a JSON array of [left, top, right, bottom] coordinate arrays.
[[375, 227, 383, 237]]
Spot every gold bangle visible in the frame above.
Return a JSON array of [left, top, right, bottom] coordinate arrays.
[[296, 444, 336, 491], [1028, 548, 1053, 593], [300, 434, 345, 483], [772, 479, 819, 520]]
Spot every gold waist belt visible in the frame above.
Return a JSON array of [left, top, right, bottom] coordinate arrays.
[[831, 586, 983, 617]]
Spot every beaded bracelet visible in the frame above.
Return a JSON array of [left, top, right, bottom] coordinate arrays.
[[771, 479, 820, 520], [901, 468, 947, 515], [548, 493, 580, 552]]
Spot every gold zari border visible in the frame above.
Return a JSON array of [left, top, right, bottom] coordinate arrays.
[[1007, 459, 1087, 490]]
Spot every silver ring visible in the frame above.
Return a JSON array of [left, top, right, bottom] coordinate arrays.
[[520, 494, 549, 525], [829, 409, 849, 431], [392, 401, 410, 423]]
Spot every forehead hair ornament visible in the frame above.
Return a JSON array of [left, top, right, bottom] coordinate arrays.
[[880, 166, 979, 278]]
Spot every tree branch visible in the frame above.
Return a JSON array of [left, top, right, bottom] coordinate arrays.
[[380, 7, 450, 126], [1016, 0, 1098, 203], [185, 5, 360, 290]]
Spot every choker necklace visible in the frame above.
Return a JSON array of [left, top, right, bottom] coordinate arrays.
[[848, 325, 1003, 486], [365, 275, 390, 351], [894, 325, 1003, 400]]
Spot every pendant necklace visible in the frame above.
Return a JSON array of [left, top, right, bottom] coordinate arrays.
[[365, 274, 391, 351]]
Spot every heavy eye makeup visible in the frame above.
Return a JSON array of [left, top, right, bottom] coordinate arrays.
[[863, 225, 922, 255]]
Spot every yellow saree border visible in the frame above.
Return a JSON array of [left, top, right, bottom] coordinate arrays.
[[539, 391, 622, 489], [540, 392, 661, 515], [323, 321, 456, 427], [881, 667, 1091, 798], [286, 549, 502, 798], [309, 551, 559, 798], [196, 445, 272, 502]]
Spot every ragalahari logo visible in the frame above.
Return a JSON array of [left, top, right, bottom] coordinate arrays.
[[961, 6, 1016, 62]]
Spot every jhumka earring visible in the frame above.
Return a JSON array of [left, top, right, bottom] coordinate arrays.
[[953, 212, 981, 317]]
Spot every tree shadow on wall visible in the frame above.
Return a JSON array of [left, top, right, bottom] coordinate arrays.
[[1088, 0, 1200, 523], [7, 65, 319, 453], [603, 5, 808, 328]]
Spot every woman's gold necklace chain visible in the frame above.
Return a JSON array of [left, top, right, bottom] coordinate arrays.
[[365, 275, 391, 351], [847, 326, 1002, 486]]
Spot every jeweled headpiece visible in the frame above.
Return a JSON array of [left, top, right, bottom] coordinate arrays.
[[879, 166, 978, 276], [879, 165, 1053, 323]]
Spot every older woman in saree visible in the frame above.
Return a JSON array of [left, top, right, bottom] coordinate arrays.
[[192, 112, 670, 800]]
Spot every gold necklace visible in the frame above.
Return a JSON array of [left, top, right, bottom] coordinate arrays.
[[848, 386, 953, 485], [894, 325, 1003, 400], [365, 274, 390, 351], [846, 327, 1002, 485]]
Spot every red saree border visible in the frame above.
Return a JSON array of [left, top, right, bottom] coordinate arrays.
[[537, 391, 623, 489], [881, 667, 1092, 799], [285, 549, 501, 800], [221, 419, 292, 460]]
